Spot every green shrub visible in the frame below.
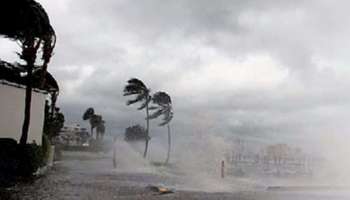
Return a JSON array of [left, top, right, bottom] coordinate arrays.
[[0, 138, 51, 186], [16, 144, 44, 176], [0, 139, 18, 186], [0, 139, 18, 172], [0, 137, 51, 181], [41, 134, 51, 165]]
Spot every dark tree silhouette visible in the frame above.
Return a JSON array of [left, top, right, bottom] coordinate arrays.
[[124, 125, 148, 142], [44, 106, 65, 140], [123, 78, 151, 158], [82, 108, 104, 140], [0, 0, 56, 145], [149, 92, 174, 163], [96, 120, 106, 140]]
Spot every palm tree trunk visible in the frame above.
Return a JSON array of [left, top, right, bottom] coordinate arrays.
[[165, 124, 171, 164], [143, 102, 150, 158], [19, 64, 33, 145], [19, 39, 42, 145]]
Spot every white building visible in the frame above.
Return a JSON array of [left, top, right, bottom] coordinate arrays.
[[58, 124, 90, 146], [0, 61, 59, 145]]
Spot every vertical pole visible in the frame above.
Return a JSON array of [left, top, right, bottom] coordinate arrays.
[[113, 136, 117, 169], [165, 124, 171, 164], [221, 160, 225, 178], [144, 97, 150, 158]]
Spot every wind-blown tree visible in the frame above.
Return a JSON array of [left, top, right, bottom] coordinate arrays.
[[149, 92, 174, 164], [123, 78, 151, 158], [0, 0, 56, 145], [44, 106, 65, 141], [82, 108, 104, 140], [96, 120, 106, 140]]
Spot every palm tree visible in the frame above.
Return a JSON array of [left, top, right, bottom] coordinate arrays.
[[83, 108, 104, 140], [0, 0, 56, 145], [96, 120, 106, 140], [149, 92, 173, 164], [123, 78, 151, 158]]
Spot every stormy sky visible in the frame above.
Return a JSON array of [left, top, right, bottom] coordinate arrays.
[[2, 0, 350, 148]]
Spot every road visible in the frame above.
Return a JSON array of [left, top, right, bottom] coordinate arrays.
[[1, 151, 350, 200]]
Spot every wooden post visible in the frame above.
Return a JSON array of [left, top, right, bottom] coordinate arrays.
[[221, 160, 225, 178], [113, 136, 117, 169]]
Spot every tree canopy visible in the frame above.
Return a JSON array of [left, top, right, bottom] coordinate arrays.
[[124, 125, 149, 142], [123, 78, 151, 110], [149, 92, 173, 126], [0, 0, 54, 40]]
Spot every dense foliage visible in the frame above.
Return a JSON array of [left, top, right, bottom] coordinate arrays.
[[124, 125, 149, 142], [44, 106, 65, 140], [0, 136, 51, 187], [82, 107, 105, 140]]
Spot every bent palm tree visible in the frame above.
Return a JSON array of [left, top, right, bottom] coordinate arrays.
[[83, 108, 104, 140], [149, 92, 173, 164], [123, 78, 151, 158], [0, 0, 56, 145], [96, 120, 106, 140]]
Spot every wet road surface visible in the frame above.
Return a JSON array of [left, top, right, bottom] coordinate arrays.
[[1, 151, 350, 200], [0, 152, 251, 200]]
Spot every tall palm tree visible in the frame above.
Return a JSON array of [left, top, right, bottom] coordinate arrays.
[[123, 78, 151, 158], [83, 108, 103, 140], [96, 120, 106, 140], [0, 0, 56, 145], [149, 92, 173, 164]]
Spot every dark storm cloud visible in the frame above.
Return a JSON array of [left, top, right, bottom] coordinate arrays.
[[2, 0, 350, 146]]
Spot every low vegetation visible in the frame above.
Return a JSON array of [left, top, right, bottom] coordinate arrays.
[[0, 136, 51, 187]]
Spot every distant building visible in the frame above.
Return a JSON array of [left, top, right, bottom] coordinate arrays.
[[0, 61, 59, 145], [57, 124, 90, 146]]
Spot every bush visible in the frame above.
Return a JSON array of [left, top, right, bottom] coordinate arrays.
[[0, 139, 19, 187], [0, 139, 18, 172], [0, 135, 55, 187], [0, 138, 47, 183], [124, 124, 149, 142], [16, 144, 44, 176], [0, 138, 51, 187], [41, 134, 51, 164]]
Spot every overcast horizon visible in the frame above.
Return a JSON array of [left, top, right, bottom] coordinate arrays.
[[1, 0, 350, 150]]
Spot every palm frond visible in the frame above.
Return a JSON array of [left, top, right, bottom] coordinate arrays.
[[124, 78, 151, 110], [126, 94, 145, 105], [127, 78, 147, 89], [159, 114, 173, 126], [83, 107, 94, 120], [149, 91, 174, 126], [162, 109, 172, 121], [123, 90, 141, 96], [123, 84, 144, 96], [148, 109, 164, 120], [0, 0, 56, 89], [148, 106, 158, 110], [152, 91, 171, 106], [0, 0, 53, 40], [137, 95, 151, 110]]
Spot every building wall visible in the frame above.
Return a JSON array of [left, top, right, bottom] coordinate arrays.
[[0, 83, 46, 145]]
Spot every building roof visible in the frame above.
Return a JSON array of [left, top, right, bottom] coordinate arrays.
[[0, 60, 59, 92]]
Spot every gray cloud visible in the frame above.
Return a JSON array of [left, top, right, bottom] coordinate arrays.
[[2, 0, 350, 150]]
